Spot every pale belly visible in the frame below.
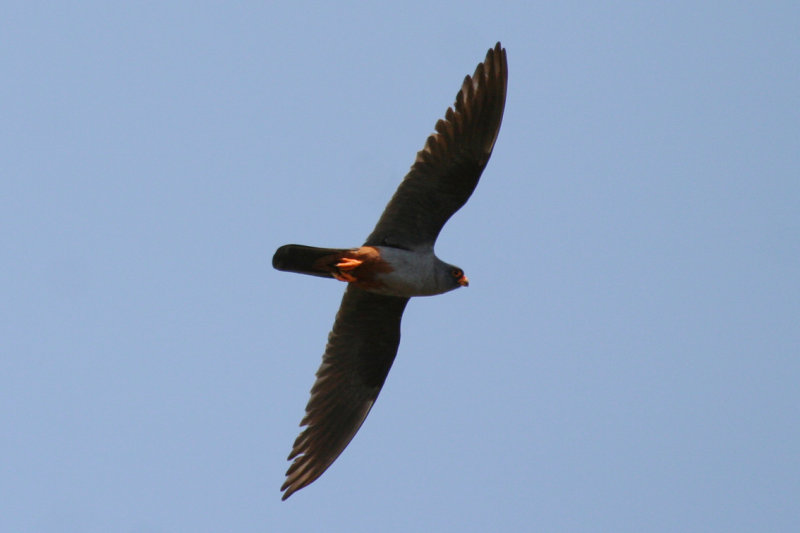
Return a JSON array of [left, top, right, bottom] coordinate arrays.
[[365, 246, 448, 298]]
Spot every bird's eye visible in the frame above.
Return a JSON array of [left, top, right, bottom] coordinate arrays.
[[451, 268, 463, 278]]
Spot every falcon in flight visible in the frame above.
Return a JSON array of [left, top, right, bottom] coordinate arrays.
[[273, 42, 507, 500]]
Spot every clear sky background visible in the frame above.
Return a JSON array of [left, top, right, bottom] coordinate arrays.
[[2, 2, 798, 532]]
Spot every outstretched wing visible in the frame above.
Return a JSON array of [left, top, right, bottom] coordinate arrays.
[[281, 286, 409, 500], [365, 42, 508, 249]]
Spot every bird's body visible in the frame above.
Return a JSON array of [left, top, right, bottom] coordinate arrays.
[[274, 244, 466, 297], [368, 245, 466, 297], [274, 43, 507, 500]]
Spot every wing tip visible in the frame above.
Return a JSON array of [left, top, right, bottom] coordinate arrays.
[[413, 41, 508, 173]]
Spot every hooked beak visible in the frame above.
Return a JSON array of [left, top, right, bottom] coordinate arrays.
[[458, 274, 469, 287]]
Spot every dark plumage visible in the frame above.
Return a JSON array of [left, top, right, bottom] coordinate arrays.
[[275, 43, 508, 500]]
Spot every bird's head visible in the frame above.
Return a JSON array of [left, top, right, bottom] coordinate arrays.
[[437, 262, 469, 291]]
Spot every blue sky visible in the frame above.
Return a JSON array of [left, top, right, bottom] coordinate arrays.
[[2, 2, 798, 531]]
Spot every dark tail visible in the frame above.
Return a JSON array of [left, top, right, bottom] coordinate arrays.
[[272, 244, 353, 279]]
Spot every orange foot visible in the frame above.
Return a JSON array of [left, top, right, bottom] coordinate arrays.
[[332, 257, 363, 283], [335, 257, 363, 271], [332, 271, 357, 282]]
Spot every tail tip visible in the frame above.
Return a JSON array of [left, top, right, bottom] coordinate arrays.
[[272, 245, 292, 270]]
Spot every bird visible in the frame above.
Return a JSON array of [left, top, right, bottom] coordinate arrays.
[[273, 42, 507, 500]]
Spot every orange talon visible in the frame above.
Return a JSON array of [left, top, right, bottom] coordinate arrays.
[[335, 257, 363, 271], [332, 271, 357, 283]]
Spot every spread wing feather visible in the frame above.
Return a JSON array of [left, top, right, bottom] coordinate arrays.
[[281, 286, 409, 500], [364, 43, 508, 249]]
